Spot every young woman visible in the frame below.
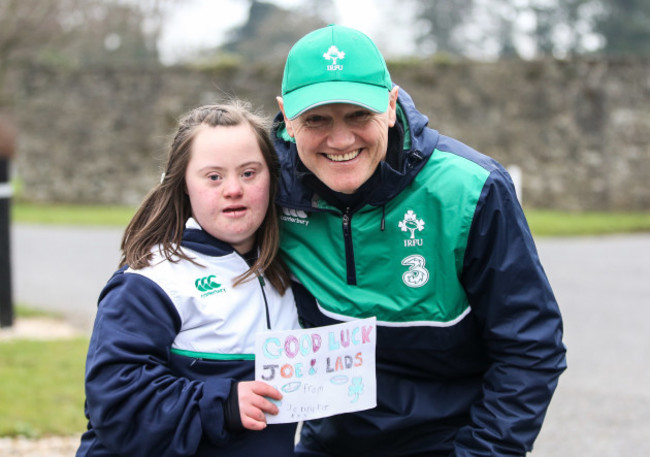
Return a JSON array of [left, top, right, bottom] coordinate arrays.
[[76, 102, 301, 457]]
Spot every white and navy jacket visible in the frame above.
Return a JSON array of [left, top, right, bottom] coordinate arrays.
[[76, 218, 300, 457]]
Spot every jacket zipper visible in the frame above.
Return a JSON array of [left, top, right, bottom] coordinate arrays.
[[342, 207, 357, 285], [258, 276, 271, 329]]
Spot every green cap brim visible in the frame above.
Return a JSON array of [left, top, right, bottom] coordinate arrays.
[[283, 81, 390, 120]]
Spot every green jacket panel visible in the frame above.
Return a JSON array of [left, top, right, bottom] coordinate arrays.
[[280, 149, 489, 325]]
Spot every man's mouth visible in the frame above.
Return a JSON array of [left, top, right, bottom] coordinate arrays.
[[325, 149, 361, 162]]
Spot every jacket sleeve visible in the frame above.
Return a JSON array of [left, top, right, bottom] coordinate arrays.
[[454, 167, 567, 456], [83, 270, 234, 457]]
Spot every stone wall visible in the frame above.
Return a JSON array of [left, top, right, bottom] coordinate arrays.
[[9, 58, 650, 210]]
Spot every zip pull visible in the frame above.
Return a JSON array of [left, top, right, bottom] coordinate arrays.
[[258, 275, 271, 329], [407, 150, 423, 169], [341, 207, 357, 285], [342, 212, 350, 231], [342, 207, 352, 240]]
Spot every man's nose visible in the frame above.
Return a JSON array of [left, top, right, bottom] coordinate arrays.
[[326, 122, 355, 150]]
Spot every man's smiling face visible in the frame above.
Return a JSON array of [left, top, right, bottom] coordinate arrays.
[[279, 87, 399, 194]]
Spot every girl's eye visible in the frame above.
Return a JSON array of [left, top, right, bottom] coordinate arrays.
[[242, 170, 256, 179], [208, 174, 221, 182]]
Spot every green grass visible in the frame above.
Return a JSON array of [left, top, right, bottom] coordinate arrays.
[[525, 209, 650, 237], [10, 202, 650, 236], [0, 337, 89, 438], [14, 305, 62, 318]]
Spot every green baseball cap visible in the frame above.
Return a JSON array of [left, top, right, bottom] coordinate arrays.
[[281, 25, 392, 120]]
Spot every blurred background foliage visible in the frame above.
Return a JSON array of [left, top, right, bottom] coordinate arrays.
[[1, 0, 649, 210], [1, 0, 649, 100]]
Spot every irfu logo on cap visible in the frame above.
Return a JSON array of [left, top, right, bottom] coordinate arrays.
[[323, 45, 345, 71]]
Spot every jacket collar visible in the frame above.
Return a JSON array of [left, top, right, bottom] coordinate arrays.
[[181, 218, 237, 257]]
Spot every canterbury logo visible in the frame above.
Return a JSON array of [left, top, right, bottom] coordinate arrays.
[[281, 207, 308, 218], [195, 275, 221, 292], [280, 207, 310, 227]]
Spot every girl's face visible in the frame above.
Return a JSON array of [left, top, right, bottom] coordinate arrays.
[[185, 124, 271, 254]]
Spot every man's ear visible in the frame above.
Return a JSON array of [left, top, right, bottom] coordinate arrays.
[[276, 96, 295, 137], [387, 86, 400, 127]]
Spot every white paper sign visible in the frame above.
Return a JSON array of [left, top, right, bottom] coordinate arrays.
[[255, 317, 376, 424]]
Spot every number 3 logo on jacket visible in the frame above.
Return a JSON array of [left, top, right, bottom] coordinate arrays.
[[401, 255, 430, 288]]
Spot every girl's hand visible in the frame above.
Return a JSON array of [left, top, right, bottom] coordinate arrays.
[[237, 381, 282, 430]]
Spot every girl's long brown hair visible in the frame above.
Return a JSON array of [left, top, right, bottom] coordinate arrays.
[[120, 100, 290, 294]]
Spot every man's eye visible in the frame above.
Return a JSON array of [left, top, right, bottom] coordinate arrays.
[[349, 111, 371, 122], [304, 115, 328, 127]]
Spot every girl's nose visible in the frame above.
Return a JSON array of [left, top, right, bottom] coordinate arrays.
[[222, 177, 243, 197]]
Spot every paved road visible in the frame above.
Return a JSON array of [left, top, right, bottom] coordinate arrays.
[[10, 224, 122, 330], [9, 224, 650, 456]]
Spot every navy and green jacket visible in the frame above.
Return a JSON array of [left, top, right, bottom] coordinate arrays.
[[273, 88, 567, 457], [76, 218, 300, 457]]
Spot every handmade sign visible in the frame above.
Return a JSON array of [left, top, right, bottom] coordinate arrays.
[[255, 317, 376, 424]]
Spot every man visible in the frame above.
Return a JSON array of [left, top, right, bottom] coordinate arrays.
[[272, 25, 566, 457]]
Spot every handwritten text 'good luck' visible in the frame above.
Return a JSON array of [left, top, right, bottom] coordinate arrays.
[[260, 325, 374, 381]]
